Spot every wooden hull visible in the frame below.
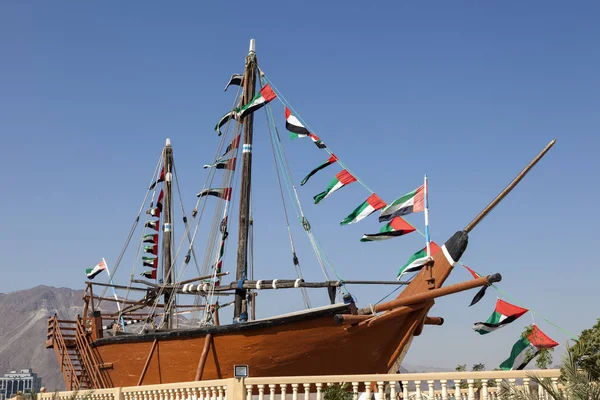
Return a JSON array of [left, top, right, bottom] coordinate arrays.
[[92, 302, 428, 387], [56, 230, 468, 388]]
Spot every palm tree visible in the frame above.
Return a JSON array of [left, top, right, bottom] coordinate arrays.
[[500, 349, 600, 400]]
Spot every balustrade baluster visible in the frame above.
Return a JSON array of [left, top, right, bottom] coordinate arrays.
[[414, 380, 421, 400], [303, 384, 310, 400], [389, 381, 396, 400], [401, 381, 408, 400], [377, 381, 384, 400], [269, 385, 276, 400], [440, 379, 447, 400], [480, 379, 488, 400], [453, 380, 460, 400], [351, 382, 359, 400], [316, 383, 322, 400]]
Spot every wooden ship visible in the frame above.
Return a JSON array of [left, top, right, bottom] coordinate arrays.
[[46, 40, 556, 389]]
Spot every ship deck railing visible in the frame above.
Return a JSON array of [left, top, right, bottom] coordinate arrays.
[[38, 369, 565, 400]]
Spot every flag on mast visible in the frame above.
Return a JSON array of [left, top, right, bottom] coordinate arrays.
[[424, 175, 431, 257], [86, 260, 107, 279]]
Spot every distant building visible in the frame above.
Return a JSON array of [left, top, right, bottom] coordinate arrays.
[[0, 369, 42, 400]]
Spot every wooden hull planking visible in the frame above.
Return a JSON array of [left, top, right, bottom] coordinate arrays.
[[93, 304, 425, 387]]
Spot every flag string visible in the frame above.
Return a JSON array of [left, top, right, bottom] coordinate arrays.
[[261, 73, 425, 236], [259, 72, 578, 343], [460, 263, 578, 341]]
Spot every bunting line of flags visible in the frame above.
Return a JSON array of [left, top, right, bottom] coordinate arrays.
[[461, 265, 560, 370], [208, 72, 565, 371]]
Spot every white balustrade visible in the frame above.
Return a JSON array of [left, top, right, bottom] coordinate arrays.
[[38, 369, 566, 400]]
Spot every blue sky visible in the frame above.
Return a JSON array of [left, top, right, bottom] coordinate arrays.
[[1, 1, 599, 369]]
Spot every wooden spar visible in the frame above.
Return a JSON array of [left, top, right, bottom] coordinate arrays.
[[133, 271, 230, 288], [85, 281, 151, 292], [194, 333, 213, 380], [333, 314, 371, 325], [424, 316, 444, 325], [235, 39, 257, 321], [162, 139, 175, 329], [137, 339, 158, 386], [211, 279, 409, 292], [358, 302, 429, 329], [464, 139, 556, 233], [357, 274, 502, 315], [91, 296, 164, 307], [177, 272, 230, 286]]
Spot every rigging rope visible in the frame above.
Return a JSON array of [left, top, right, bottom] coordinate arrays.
[[97, 149, 164, 309], [265, 99, 312, 309], [262, 81, 350, 298]]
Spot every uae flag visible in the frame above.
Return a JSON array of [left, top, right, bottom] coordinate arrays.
[[285, 107, 327, 149], [86, 260, 107, 279], [221, 134, 241, 158], [308, 134, 327, 149], [473, 299, 528, 335], [197, 187, 232, 201], [156, 190, 164, 211], [340, 193, 386, 225], [314, 170, 356, 204], [500, 325, 558, 370], [237, 84, 277, 119], [142, 256, 158, 268], [145, 220, 159, 231], [215, 109, 238, 136], [203, 158, 236, 170], [397, 242, 441, 278], [462, 265, 489, 307], [224, 73, 243, 92], [301, 154, 338, 186], [379, 184, 425, 222], [285, 107, 310, 138], [143, 234, 158, 244], [141, 269, 157, 279], [144, 244, 157, 255], [149, 167, 165, 190], [360, 217, 416, 242]]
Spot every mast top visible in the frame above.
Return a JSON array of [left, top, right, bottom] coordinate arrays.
[[249, 39, 255, 53], [166, 138, 171, 147]]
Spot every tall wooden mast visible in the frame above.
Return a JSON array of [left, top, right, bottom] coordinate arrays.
[[234, 39, 257, 321], [162, 138, 175, 329]]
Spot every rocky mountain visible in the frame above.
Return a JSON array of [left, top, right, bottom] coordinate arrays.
[[0, 285, 86, 391]]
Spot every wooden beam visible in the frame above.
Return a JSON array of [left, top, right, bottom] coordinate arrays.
[[424, 316, 444, 325], [137, 339, 158, 386], [194, 334, 213, 380], [357, 274, 501, 315]]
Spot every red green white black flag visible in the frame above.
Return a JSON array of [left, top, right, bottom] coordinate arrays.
[[237, 84, 277, 119], [379, 184, 425, 222], [473, 299, 529, 335], [340, 193, 386, 225], [301, 154, 338, 186], [285, 107, 326, 149], [360, 217, 416, 242], [313, 170, 356, 204], [499, 325, 558, 370], [86, 259, 107, 279]]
